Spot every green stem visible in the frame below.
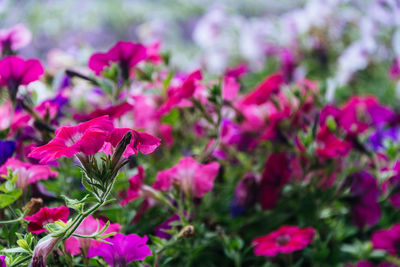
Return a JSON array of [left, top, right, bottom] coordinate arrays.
[[9, 255, 32, 267]]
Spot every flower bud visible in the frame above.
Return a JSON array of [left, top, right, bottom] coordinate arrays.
[[31, 236, 60, 267]]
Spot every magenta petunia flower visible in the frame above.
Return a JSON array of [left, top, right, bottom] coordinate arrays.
[[239, 72, 284, 106], [24, 206, 69, 234], [73, 102, 133, 121], [158, 70, 202, 116], [119, 166, 145, 206], [347, 171, 381, 229], [153, 157, 220, 198], [28, 116, 114, 163], [382, 161, 400, 208], [0, 56, 44, 102], [89, 41, 147, 80], [252, 225, 315, 257], [65, 215, 121, 256], [87, 233, 152, 266], [101, 128, 161, 158], [0, 255, 6, 267], [0, 24, 31, 54], [372, 223, 400, 255], [0, 158, 57, 190], [316, 126, 352, 159]]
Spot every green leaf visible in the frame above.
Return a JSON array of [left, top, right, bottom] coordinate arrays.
[[161, 109, 179, 125], [0, 190, 22, 208]]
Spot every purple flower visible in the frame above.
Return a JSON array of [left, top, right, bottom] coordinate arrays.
[[154, 214, 181, 239], [0, 140, 15, 166], [369, 127, 399, 151], [0, 255, 6, 267], [346, 171, 381, 229], [87, 233, 152, 267], [231, 173, 259, 217]]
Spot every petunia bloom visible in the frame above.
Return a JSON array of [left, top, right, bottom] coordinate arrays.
[[372, 223, 400, 255], [346, 171, 381, 229], [0, 140, 15, 166], [25, 206, 69, 234], [316, 126, 352, 159], [119, 166, 145, 206], [89, 41, 147, 80], [101, 128, 161, 158], [0, 24, 31, 55], [0, 255, 6, 267], [153, 157, 220, 198], [65, 215, 121, 256], [87, 233, 152, 266], [252, 225, 315, 257], [0, 158, 57, 190], [0, 56, 44, 103], [28, 116, 114, 163]]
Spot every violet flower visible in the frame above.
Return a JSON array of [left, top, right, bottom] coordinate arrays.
[[87, 233, 152, 267]]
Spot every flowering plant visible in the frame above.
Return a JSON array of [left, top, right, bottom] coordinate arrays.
[[0, 7, 400, 266]]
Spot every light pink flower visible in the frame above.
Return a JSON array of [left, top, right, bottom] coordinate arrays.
[[0, 24, 31, 54], [153, 157, 220, 198], [0, 158, 57, 190], [65, 215, 121, 256]]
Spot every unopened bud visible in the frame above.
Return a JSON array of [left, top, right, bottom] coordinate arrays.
[[111, 131, 132, 168]]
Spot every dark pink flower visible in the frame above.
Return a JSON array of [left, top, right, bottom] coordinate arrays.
[[89, 41, 147, 80], [153, 157, 220, 198], [101, 128, 161, 158], [158, 70, 202, 116], [372, 223, 400, 255], [0, 24, 31, 54], [25, 206, 69, 234], [65, 215, 121, 256], [87, 233, 152, 266], [73, 102, 133, 121], [119, 166, 145, 206], [225, 63, 248, 78], [0, 56, 44, 102], [316, 126, 352, 159], [0, 158, 57, 190], [252, 225, 315, 257], [260, 153, 292, 210], [28, 116, 114, 163], [347, 171, 381, 229], [239, 73, 284, 106]]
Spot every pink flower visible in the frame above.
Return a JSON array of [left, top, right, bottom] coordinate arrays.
[[0, 24, 31, 54], [73, 102, 133, 121], [316, 126, 352, 159], [87, 233, 152, 266], [372, 223, 400, 255], [145, 41, 163, 64], [89, 41, 147, 80], [28, 116, 114, 163], [24, 206, 69, 234], [0, 255, 5, 267], [153, 157, 220, 198], [101, 128, 161, 158], [0, 56, 44, 102], [158, 70, 202, 116], [222, 75, 239, 101], [65, 215, 121, 256], [239, 73, 284, 106], [252, 225, 315, 257], [225, 63, 248, 78], [0, 158, 57, 190], [119, 166, 145, 206]]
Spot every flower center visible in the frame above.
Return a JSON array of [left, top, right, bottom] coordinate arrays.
[[276, 234, 291, 246]]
